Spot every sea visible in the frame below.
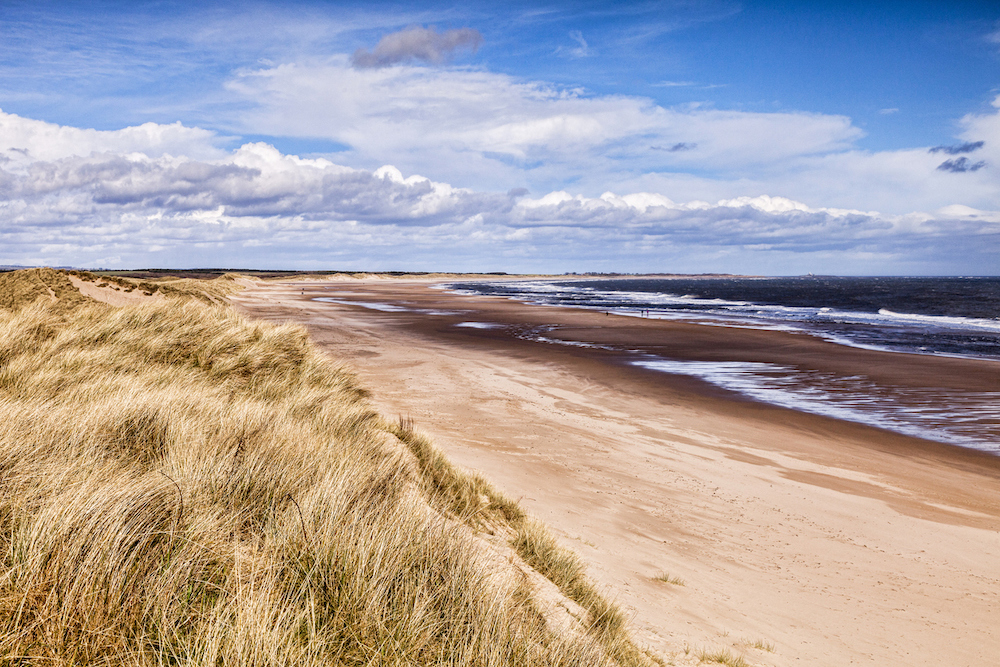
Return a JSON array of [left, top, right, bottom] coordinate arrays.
[[442, 277, 1000, 454]]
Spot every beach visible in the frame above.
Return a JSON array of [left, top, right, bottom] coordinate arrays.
[[232, 278, 1000, 666]]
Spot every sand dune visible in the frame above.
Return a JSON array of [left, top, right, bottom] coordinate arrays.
[[2, 270, 654, 666]]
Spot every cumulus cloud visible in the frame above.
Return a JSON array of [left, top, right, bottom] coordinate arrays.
[[936, 157, 986, 173], [929, 141, 984, 155], [351, 26, 482, 69], [1, 112, 997, 274], [0, 110, 225, 165]]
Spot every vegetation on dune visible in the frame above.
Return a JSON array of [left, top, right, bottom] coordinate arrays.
[[652, 574, 684, 587], [0, 267, 96, 312], [391, 426, 654, 666], [67, 269, 244, 303], [0, 266, 242, 309], [0, 269, 658, 666], [697, 648, 749, 667]]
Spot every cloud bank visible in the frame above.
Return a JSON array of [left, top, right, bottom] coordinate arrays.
[[226, 59, 1000, 217], [1, 111, 997, 274]]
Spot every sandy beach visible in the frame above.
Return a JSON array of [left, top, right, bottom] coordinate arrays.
[[232, 278, 1000, 667]]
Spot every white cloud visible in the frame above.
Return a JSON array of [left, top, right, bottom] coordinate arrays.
[[612, 138, 996, 215], [1, 112, 997, 274], [0, 110, 225, 166], [0, 3, 995, 247], [219, 57, 1000, 217], [226, 58, 865, 194], [958, 95, 1000, 161]]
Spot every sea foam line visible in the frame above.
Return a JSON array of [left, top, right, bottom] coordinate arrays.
[[632, 358, 1000, 453]]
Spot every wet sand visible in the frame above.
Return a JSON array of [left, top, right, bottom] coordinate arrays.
[[232, 278, 1000, 667]]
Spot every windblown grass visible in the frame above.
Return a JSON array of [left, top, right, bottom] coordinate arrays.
[[0, 272, 657, 666]]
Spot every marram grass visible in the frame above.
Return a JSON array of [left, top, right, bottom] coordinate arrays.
[[0, 273, 659, 666]]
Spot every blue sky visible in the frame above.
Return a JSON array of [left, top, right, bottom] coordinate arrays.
[[0, 0, 998, 273]]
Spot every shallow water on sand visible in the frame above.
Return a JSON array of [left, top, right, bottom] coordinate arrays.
[[443, 278, 1000, 454]]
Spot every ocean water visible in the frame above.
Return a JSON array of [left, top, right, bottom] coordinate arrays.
[[443, 277, 1000, 453], [446, 277, 1000, 359]]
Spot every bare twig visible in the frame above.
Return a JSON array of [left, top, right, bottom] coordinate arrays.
[[285, 493, 310, 544], [159, 471, 183, 532]]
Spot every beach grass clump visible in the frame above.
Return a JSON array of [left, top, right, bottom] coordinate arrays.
[[653, 573, 685, 586], [697, 648, 749, 667], [0, 276, 656, 666], [745, 638, 773, 653], [393, 419, 658, 666]]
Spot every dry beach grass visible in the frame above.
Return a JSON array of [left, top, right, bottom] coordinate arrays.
[[0, 269, 657, 666]]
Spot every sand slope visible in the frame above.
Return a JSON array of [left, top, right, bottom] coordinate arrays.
[[68, 274, 165, 306]]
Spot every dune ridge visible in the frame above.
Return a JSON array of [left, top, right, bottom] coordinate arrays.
[[0, 269, 656, 666]]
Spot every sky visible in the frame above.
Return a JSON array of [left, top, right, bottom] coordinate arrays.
[[0, 0, 998, 274]]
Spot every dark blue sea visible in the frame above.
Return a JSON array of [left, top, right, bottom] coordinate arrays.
[[443, 277, 1000, 453]]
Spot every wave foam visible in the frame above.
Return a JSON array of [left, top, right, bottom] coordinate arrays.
[[633, 358, 1000, 453]]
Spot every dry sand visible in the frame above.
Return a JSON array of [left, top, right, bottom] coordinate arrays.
[[231, 278, 1000, 667]]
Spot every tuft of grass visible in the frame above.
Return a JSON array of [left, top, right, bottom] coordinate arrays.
[[745, 638, 774, 653], [698, 648, 750, 667], [0, 270, 658, 666], [653, 573, 685, 586]]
